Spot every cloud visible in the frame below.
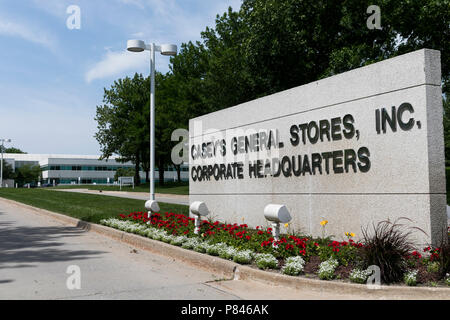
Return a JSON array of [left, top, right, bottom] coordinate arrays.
[[0, 17, 56, 50], [118, 0, 145, 9], [31, 0, 69, 18], [85, 49, 148, 83]]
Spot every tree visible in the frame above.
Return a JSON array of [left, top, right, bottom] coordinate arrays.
[[95, 73, 150, 186], [172, 0, 450, 158], [96, 1, 450, 177], [322, 0, 449, 93], [114, 167, 136, 182], [15, 164, 41, 186], [154, 72, 188, 185], [4, 147, 26, 154], [1, 160, 15, 180], [443, 97, 450, 165]]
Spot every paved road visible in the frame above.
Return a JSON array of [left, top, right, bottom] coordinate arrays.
[[50, 188, 189, 206], [0, 198, 445, 300]]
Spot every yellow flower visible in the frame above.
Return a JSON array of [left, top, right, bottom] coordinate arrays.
[[284, 223, 289, 228], [320, 220, 328, 227], [350, 232, 355, 237]]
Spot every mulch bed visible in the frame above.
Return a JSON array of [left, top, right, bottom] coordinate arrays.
[[335, 264, 353, 279], [414, 262, 442, 284], [303, 255, 321, 275]]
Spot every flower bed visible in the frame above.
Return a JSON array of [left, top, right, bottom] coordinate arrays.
[[101, 212, 450, 288]]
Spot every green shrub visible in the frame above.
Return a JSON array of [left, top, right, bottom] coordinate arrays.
[[427, 261, 440, 273]]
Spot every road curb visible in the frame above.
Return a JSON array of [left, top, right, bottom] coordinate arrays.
[[2, 197, 449, 299]]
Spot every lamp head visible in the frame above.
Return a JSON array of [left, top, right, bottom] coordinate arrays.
[[189, 201, 209, 217], [264, 204, 292, 224], [127, 39, 146, 52], [160, 44, 177, 56], [145, 199, 160, 213]]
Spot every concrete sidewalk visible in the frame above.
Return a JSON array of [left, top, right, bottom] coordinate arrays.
[[49, 188, 189, 206], [1, 197, 449, 300], [0, 198, 374, 300]]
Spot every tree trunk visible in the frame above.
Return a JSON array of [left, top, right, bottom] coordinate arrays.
[[142, 158, 150, 183], [158, 158, 165, 186], [134, 153, 141, 186]]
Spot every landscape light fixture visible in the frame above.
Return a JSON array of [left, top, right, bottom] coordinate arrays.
[[190, 201, 209, 234], [127, 39, 177, 216], [0, 138, 12, 188], [264, 204, 292, 245]]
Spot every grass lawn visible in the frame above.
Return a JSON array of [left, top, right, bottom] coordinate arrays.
[[0, 188, 189, 224], [50, 181, 189, 195]]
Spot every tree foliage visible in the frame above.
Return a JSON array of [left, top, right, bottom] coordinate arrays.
[[170, 0, 450, 156], [95, 73, 149, 185], [15, 165, 41, 186], [95, 72, 187, 185], [4, 147, 26, 154], [1, 160, 15, 180], [96, 0, 450, 175], [114, 167, 136, 182], [172, 0, 449, 108]]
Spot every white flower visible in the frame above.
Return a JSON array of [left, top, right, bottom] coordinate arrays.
[[151, 229, 168, 241], [349, 268, 372, 284], [218, 246, 237, 260], [445, 274, 450, 286], [193, 241, 211, 253], [318, 258, 339, 280], [161, 234, 175, 243], [404, 270, 418, 286], [206, 243, 228, 256], [255, 253, 278, 270], [282, 256, 306, 276], [233, 250, 254, 264], [170, 236, 187, 246], [181, 237, 201, 250]]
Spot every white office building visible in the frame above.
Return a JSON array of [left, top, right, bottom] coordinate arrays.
[[5, 154, 188, 185]]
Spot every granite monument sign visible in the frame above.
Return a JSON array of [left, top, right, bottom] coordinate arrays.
[[189, 49, 447, 246]]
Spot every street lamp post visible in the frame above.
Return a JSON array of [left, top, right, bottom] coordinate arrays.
[[127, 40, 177, 215], [0, 138, 12, 188]]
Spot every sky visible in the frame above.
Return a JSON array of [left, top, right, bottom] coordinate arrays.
[[0, 0, 241, 155]]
